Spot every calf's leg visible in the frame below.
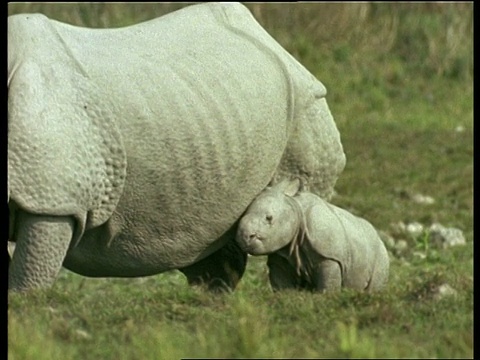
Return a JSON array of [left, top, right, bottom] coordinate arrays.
[[267, 253, 303, 291], [313, 259, 342, 292]]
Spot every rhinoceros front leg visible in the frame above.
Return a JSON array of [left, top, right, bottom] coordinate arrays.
[[9, 211, 75, 291], [312, 259, 342, 292], [267, 253, 301, 291], [267, 252, 315, 291], [179, 232, 247, 293]]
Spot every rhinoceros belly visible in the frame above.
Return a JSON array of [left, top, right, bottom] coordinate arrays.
[[62, 23, 292, 276]]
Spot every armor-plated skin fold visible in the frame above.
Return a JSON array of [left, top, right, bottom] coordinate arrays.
[[8, 3, 345, 291]]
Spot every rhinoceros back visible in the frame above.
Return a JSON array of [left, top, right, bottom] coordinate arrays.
[[8, 3, 344, 272], [44, 3, 294, 268], [100, 5, 292, 250], [211, 3, 346, 200]]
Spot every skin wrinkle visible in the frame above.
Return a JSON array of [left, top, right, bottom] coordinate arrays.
[[48, 20, 88, 77], [284, 194, 332, 285], [8, 3, 345, 290], [237, 179, 389, 292], [286, 195, 308, 276]]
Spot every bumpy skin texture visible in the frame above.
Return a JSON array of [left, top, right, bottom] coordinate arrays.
[[8, 3, 345, 291], [236, 180, 389, 292]]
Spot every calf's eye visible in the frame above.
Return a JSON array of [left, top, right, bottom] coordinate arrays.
[[266, 215, 273, 223]]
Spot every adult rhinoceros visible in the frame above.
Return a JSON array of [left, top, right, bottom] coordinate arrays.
[[8, 2, 346, 291]]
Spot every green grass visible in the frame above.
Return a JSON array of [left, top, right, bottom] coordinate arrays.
[[9, 250, 474, 359], [8, 3, 473, 359]]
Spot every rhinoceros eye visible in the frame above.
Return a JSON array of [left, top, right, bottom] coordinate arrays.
[[266, 215, 273, 224]]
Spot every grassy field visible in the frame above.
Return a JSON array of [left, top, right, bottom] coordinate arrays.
[[8, 3, 473, 359]]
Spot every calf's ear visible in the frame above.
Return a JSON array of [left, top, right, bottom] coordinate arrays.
[[283, 178, 302, 197], [271, 178, 301, 197]]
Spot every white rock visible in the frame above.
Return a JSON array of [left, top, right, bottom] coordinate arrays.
[[433, 283, 457, 300], [412, 251, 426, 259], [406, 222, 424, 237], [411, 193, 435, 205], [75, 329, 92, 340], [390, 221, 406, 234], [429, 223, 466, 248], [395, 239, 409, 252], [429, 222, 444, 232]]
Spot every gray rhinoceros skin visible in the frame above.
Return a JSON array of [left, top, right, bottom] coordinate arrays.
[[236, 179, 389, 292], [8, 3, 346, 291]]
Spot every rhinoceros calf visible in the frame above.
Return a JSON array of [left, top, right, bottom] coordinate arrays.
[[236, 179, 389, 292], [8, 3, 346, 291]]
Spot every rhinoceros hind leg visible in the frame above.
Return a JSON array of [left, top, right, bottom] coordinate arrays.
[[179, 238, 247, 293], [366, 255, 389, 292], [9, 211, 74, 291]]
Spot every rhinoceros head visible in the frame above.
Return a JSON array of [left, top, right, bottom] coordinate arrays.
[[236, 178, 304, 255]]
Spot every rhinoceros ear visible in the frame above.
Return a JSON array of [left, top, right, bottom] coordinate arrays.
[[284, 178, 302, 197], [271, 178, 302, 197]]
